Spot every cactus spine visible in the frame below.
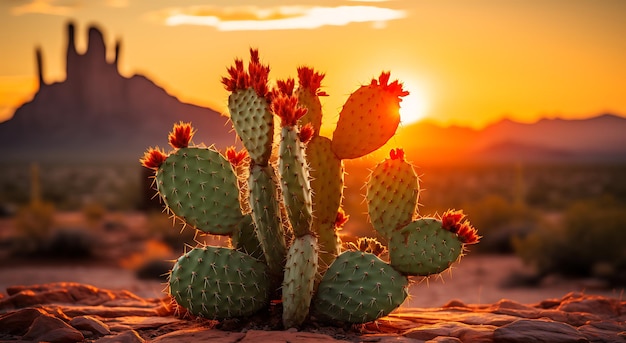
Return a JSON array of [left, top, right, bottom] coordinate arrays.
[[141, 48, 480, 327]]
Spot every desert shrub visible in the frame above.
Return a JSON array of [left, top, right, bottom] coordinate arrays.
[[12, 201, 56, 254], [82, 201, 106, 224], [513, 196, 626, 284], [462, 194, 536, 253]]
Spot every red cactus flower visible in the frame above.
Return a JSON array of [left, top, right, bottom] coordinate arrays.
[[442, 209, 466, 233], [441, 209, 480, 244], [140, 147, 167, 170], [221, 48, 270, 98], [297, 66, 328, 96], [168, 122, 195, 149], [276, 78, 295, 96], [372, 71, 409, 99], [271, 94, 308, 127], [298, 123, 315, 144], [334, 208, 350, 229], [225, 146, 248, 167], [456, 221, 480, 244], [389, 148, 405, 161]]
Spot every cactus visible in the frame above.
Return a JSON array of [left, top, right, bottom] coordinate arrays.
[[169, 246, 269, 319], [141, 48, 480, 327], [366, 148, 419, 241], [313, 250, 409, 324], [142, 123, 243, 235], [331, 72, 409, 160], [282, 234, 319, 328]]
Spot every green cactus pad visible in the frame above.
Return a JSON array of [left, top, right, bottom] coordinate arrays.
[[278, 127, 313, 237], [282, 234, 319, 328], [228, 87, 274, 166], [231, 213, 264, 261], [296, 87, 323, 135], [306, 136, 343, 269], [249, 164, 286, 285], [389, 218, 463, 276], [156, 147, 243, 235], [313, 251, 408, 324], [169, 246, 269, 319], [366, 155, 419, 241], [307, 136, 343, 226]]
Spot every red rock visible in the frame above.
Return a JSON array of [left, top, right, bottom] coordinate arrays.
[[238, 329, 352, 343], [442, 299, 468, 308], [96, 330, 145, 343], [55, 305, 161, 318], [22, 314, 84, 343], [427, 337, 463, 343], [102, 315, 183, 330], [70, 315, 111, 336], [150, 328, 246, 343], [493, 319, 587, 343], [0, 307, 48, 335], [578, 321, 626, 343], [558, 295, 623, 318], [403, 322, 494, 343]]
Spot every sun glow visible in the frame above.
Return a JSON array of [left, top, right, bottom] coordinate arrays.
[[399, 80, 429, 125]]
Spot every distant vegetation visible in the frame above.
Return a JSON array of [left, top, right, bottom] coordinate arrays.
[[1, 160, 625, 283]]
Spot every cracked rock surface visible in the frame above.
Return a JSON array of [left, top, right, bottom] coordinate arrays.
[[0, 282, 624, 342]]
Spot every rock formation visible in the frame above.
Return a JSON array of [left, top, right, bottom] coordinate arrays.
[[0, 282, 624, 342], [0, 22, 235, 163]]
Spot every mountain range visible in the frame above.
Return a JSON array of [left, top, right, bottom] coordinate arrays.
[[392, 113, 626, 164], [1, 21, 625, 165]]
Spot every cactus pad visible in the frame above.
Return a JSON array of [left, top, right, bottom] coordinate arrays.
[[228, 88, 274, 165], [249, 164, 286, 284], [389, 218, 463, 276], [366, 148, 419, 241], [169, 246, 269, 319], [155, 147, 243, 235], [282, 234, 319, 328], [313, 251, 408, 324], [331, 72, 408, 159]]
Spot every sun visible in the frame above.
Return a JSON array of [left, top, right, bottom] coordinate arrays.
[[398, 80, 429, 125]]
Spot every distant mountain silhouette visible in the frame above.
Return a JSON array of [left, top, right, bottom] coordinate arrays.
[[395, 113, 626, 164], [0, 22, 235, 163]]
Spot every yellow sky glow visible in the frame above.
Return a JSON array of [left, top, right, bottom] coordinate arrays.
[[1, 1, 625, 129]]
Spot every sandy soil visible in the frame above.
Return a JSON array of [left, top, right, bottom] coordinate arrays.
[[0, 254, 622, 307]]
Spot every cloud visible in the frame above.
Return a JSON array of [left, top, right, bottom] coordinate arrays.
[[11, 0, 77, 16], [149, 5, 406, 31]]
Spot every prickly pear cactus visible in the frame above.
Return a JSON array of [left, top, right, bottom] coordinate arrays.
[[313, 250, 409, 324], [141, 48, 480, 328], [366, 148, 419, 241], [169, 246, 270, 319]]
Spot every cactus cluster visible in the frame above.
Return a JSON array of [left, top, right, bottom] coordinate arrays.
[[141, 49, 480, 328]]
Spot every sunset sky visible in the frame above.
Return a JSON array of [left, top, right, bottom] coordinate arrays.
[[1, 0, 625, 131]]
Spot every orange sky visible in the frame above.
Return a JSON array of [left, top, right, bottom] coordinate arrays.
[[1, 0, 625, 131]]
